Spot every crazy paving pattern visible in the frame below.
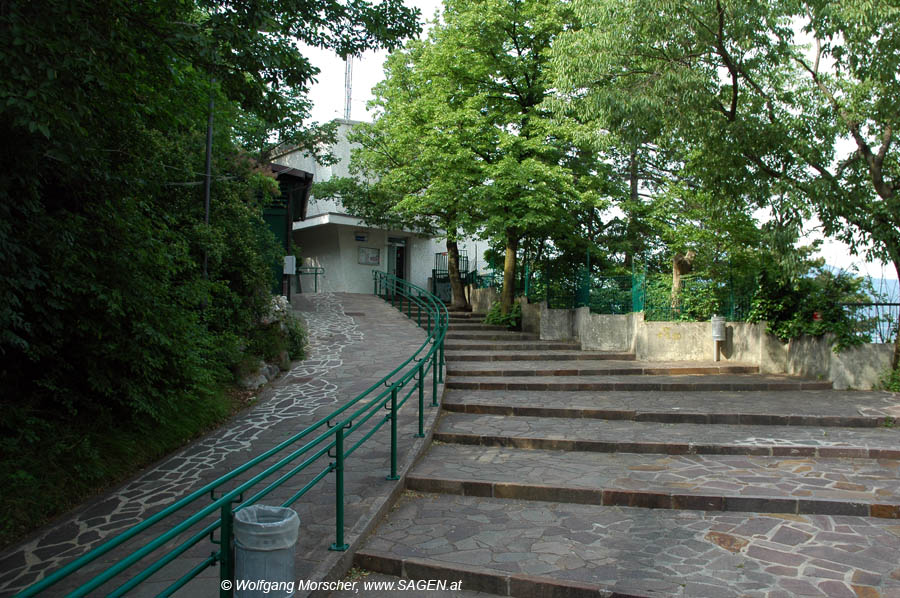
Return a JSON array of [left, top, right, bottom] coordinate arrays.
[[0, 293, 362, 595], [361, 493, 900, 598]]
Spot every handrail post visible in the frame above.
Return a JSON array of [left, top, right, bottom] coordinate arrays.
[[219, 500, 236, 598], [417, 294, 422, 328], [431, 350, 438, 406], [439, 339, 445, 383], [330, 427, 348, 551], [387, 387, 399, 480], [407, 291, 411, 318], [416, 363, 425, 438]]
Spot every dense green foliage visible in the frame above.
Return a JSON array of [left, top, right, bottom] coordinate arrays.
[[484, 301, 522, 329], [549, 0, 900, 367], [319, 0, 606, 314], [0, 0, 418, 547], [748, 267, 873, 351]]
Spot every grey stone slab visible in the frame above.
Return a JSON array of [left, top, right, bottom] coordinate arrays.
[[442, 389, 900, 425], [436, 413, 900, 457], [358, 493, 900, 598], [410, 443, 900, 511]]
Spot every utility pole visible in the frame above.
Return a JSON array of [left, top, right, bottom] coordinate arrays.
[[203, 82, 214, 279], [343, 56, 353, 120]]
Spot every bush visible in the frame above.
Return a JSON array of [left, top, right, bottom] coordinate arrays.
[[484, 301, 522, 329], [747, 267, 871, 351], [882, 366, 900, 392]]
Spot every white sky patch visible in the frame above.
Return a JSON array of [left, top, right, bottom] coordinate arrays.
[[304, 0, 443, 124]]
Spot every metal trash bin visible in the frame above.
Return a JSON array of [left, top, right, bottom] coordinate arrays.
[[711, 315, 726, 342], [234, 505, 300, 598]]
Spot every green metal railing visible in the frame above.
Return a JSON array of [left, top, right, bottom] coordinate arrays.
[[297, 266, 325, 293], [640, 274, 752, 322], [17, 272, 447, 598], [491, 262, 753, 321]]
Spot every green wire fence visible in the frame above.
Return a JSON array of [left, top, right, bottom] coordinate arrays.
[[519, 263, 753, 321], [17, 271, 447, 598]]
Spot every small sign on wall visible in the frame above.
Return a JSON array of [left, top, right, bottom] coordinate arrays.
[[354, 232, 368, 242], [358, 247, 380, 265]]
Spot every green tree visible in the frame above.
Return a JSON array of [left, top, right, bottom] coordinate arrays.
[[0, 0, 420, 546], [550, 0, 900, 366], [313, 38, 485, 309], [336, 0, 604, 314]]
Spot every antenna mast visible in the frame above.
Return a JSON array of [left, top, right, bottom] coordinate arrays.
[[343, 56, 353, 120]]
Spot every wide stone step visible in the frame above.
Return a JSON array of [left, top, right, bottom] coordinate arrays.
[[441, 389, 899, 427], [444, 351, 636, 362], [408, 444, 900, 517], [444, 341, 582, 351], [435, 412, 900, 458], [449, 314, 487, 321], [356, 493, 900, 598], [446, 360, 758, 377], [446, 374, 832, 392], [445, 332, 540, 341], [447, 323, 510, 331]]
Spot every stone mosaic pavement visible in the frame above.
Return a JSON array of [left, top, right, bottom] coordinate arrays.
[[348, 316, 900, 598], [410, 443, 900, 513], [446, 373, 833, 391], [358, 493, 900, 598], [443, 389, 900, 425], [0, 293, 440, 597], [446, 359, 759, 376], [444, 350, 635, 361], [436, 412, 900, 457]]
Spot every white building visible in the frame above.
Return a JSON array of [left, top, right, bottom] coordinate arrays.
[[273, 119, 484, 296]]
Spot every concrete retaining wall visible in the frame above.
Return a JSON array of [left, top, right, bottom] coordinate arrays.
[[574, 308, 634, 352], [540, 303, 575, 340], [510, 296, 892, 390], [519, 298, 541, 334], [467, 287, 498, 315], [785, 335, 893, 390]]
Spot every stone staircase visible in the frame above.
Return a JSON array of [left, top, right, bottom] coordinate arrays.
[[346, 309, 900, 597]]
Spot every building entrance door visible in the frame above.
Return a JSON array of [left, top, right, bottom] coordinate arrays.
[[387, 237, 407, 280]]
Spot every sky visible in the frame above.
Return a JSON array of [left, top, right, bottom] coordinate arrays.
[[301, 3, 895, 281]]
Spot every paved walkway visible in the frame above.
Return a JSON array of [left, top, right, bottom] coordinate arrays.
[[353, 315, 900, 598], [0, 293, 440, 597]]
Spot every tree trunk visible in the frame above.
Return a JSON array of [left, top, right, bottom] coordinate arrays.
[[446, 238, 468, 310], [500, 231, 519, 315], [671, 250, 696, 310], [625, 147, 639, 271]]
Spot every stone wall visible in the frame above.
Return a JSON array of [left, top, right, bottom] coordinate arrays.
[[574, 308, 634, 352], [466, 291, 893, 389], [467, 286, 498, 315], [519, 297, 892, 390]]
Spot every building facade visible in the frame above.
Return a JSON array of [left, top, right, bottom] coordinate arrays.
[[273, 119, 484, 296]]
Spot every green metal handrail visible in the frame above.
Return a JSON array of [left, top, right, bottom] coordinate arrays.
[[297, 266, 325, 293], [17, 272, 447, 598]]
